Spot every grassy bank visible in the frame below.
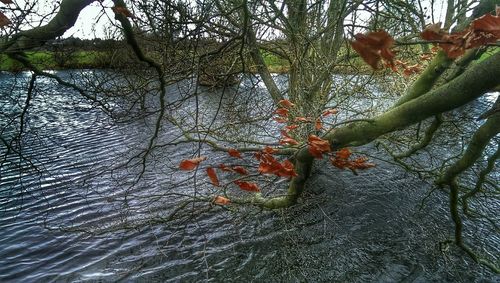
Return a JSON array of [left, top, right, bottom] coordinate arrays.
[[0, 50, 117, 72], [2, 46, 498, 74]]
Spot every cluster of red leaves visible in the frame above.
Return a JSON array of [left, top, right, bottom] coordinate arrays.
[[308, 135, 331, 158], [0, 0, 13, 28], [350, 30, 395, 69], [273, 99, 295, 124], [421, 11, 500, 58], [179, 145, 298, 205], [329, 148, 375, 172], [179, 103, 374, 205], [254, 146, 297, 178]]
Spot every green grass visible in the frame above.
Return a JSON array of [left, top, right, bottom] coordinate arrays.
[[0, 50, 116, 72], [261, 50, 289, 73]]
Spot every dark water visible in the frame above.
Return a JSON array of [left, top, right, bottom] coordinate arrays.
[[0, 71, 498, 282]]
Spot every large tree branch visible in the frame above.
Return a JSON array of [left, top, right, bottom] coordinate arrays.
[[327, 51, 500, 149], [275, 51, 500, 208], [1, 0, 95, 53]]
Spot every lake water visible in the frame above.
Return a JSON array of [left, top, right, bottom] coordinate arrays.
[[0, 71, 498, 282]]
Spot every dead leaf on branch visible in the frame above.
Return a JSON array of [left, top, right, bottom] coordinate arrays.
[[0, 11, 11, 28], [179, 156, 207, 170], [206, 167, 220, 186], [350, 30, 395, 69], [228, 148, 242, 158], [234, 180, 260, 192], [213, 196, 230, 205]]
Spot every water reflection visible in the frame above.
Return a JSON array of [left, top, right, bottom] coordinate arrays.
[[0, 71, 497, 282]]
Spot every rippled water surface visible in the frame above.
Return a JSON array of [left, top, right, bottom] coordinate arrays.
[[0, 71, 498, 282]]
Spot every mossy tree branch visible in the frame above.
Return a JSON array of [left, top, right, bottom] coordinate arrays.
[[435, 113, 500, 273], [1, 0, 96, 53]]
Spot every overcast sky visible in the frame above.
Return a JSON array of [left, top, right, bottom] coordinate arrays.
[[51, 0, 468, 39]]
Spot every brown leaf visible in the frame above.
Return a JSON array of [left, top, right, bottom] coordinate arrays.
[[0, 11, 11, 28], [315, 118, 322, 131], [322, 108, 338, 117], [307, 135, 330, 159], [275, 108, 289, 117], [278, 99, 295, 108], [420, 23, 445, 41], [206, 167, 219, 186], [471, 13, 500, 38], [218, 163, 233, 172], [228, 148, 242, 158], [336, 148, 351, 159], [234, 181, 260, 192], [213, 196, 230, 205], [273, 117, 288, 123], [179, 156, 207, 170], [351, 30, 395, 69], [294, 117, 311, 122], [284, 124, 299, 131], [232, 166, 249, 175]]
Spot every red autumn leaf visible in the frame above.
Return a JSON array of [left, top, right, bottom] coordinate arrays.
[[213, 196, 231, 205], [219, 163, 233, 172], [315, 118, 322, 130], [0, 0, 13, 4], [308, 135, 330, 159], [351, 30, 395, 69], [258, 153, 281, 174], [278, 99, 295, 108], [350, 157, 376, 170], [280, 137, 299, 145], [308, 146, 322, 158], [330, 156, 348, 169], [295, 117, 311, 122], [275, 108, 289, 117], [0, 11, 11, 28], [308, 135, 330, 151], [284, 124, 299, 131], [273, 117, 288, 123], [471, 13, 500, 38], [275, 160, 298, 178], [336, 148, 352, 159], [232, 166, 249, 175], [234, 180, 261, 192], [351, 40, 379, 69], [322, 108, 338, 117], [179, 156, 207, 170], [228, 148, 242, 158], [206, 167, 220, 186], [421, 23, 445, 41], [112, 6, 135, 18]]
